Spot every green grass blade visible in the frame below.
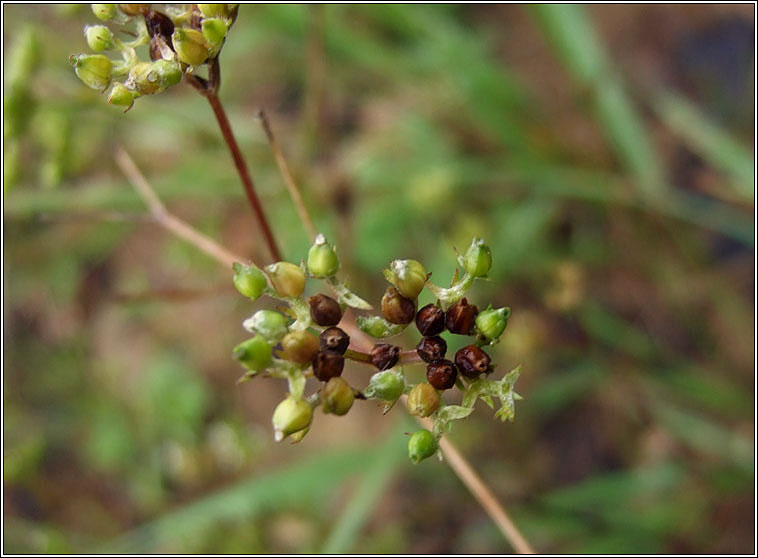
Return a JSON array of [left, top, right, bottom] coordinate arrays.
[[320, 421, 407, 553], [100, 446, 379, 554], [653, 91, 755, 203], [530, 5, 667, 199]]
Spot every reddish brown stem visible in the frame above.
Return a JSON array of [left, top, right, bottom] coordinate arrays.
[[205, 92, 282, 262]]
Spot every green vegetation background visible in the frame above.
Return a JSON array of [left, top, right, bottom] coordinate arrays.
[[3, 4, 754, 553]]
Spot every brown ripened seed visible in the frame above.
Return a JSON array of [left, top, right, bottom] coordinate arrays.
[[416, 336, 447, 363], [312, 350, 345, 381], [454, 345, 491, 378], [426, 359, 458, 390], [370, 343, 400, 370], [309, 294, 343, 326], [445, 298, 479, 335], [416, 303, 446, 336], [145, 9, 175, 42], [319, 327, 350, 355], [380, 287, 416, 324]]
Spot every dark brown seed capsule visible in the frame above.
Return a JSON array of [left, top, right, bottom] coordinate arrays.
[[380, 286, 416, 325], [454, 345, 491, 378], [145, 9, 175, 42], [312, 350, 345, 381], [370, 343, 400, 370], [309, 294, 343, 326], [416, 303, 446, 336], [416, 336, 447, 363], [319, 327, 350, 355], [426, 359, 458, 390], [445, 298, 479, 335]]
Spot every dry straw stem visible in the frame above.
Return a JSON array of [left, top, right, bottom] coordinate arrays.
[[258, 109, 319, 242], [114, 146, 535, 555], [114, 145, 242, 269], [412, 405, 536, 554]]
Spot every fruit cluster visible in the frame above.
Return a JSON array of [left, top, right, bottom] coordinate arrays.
[[69, 4, 238, 111], [233, 235, 522, 463]]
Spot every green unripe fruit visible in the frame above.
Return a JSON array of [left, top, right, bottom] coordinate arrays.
[[322, 377, 355, 416], [272, 397, 313, 442], [198, 3, 231, 18], [463, 237, 492, 278], [265, 261, 306, 298], [172, 27, 210, 66], [125, 59, 181, 96], [232, 262, 267, 300], [201, 17, 227, 52], [475, 306, 510, 341], [307, 234, 339, 278], [389, 259, 427, 299], [279, 330, 320, 365], [91, 4, 117, 21], [407, 383, 440, 417], [232, 336, 272, 372], [107, 82, 135, 111], [69, 53, 112, 91], [85, 24, 115, 51], [244, 309, 289, 342], [364, 368, 404, 402], [408, 429, 437, 464]]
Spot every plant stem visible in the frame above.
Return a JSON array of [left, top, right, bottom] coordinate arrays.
[[206, 92, 282, 262], [185, 59, 282, 263], [411, 400, 535, 554], [115, 145, 243, 269], [259, 109, 318, 241]]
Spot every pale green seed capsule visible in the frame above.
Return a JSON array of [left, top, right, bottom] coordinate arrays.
[[232, 336, 272, 372], [307, 234, 339, 278], [364, 368, 404, 402], [201, 17, 227, 54], [107, 82, 135, 111], [243, 309, 289, 342], [232, 262, 267, 300], [197, 4, 232, 18], [408, 429, 437, 464], [321, 377, 355, 416], [463, 237, 492, 278], [85, 24, 115, 51], [272, 396, 313, 442], [475, 306, 510, 341], [69, 53, 112, 91], [265, 262, 306, 298], [126, 59, 182, 96], [172, 27, 210, 66], [91, 4, 117, 21], [389, 259, 427, 299], [407, 383, 440, 418]]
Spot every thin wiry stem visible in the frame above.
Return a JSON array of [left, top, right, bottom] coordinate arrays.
[[185, 61, 283, 263], [114, 145, 244, 269], [114, 145, 536, 555], [206, 93, 282, 262], [258, 109, 318, 242], [410, 401, 536, 554]]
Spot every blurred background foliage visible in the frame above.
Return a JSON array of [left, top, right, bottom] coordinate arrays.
[[3, 3, 754, 554]]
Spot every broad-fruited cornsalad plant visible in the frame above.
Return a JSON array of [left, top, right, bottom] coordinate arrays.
[[232, 235, 521, 464], [70, 4, 522, 464]]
